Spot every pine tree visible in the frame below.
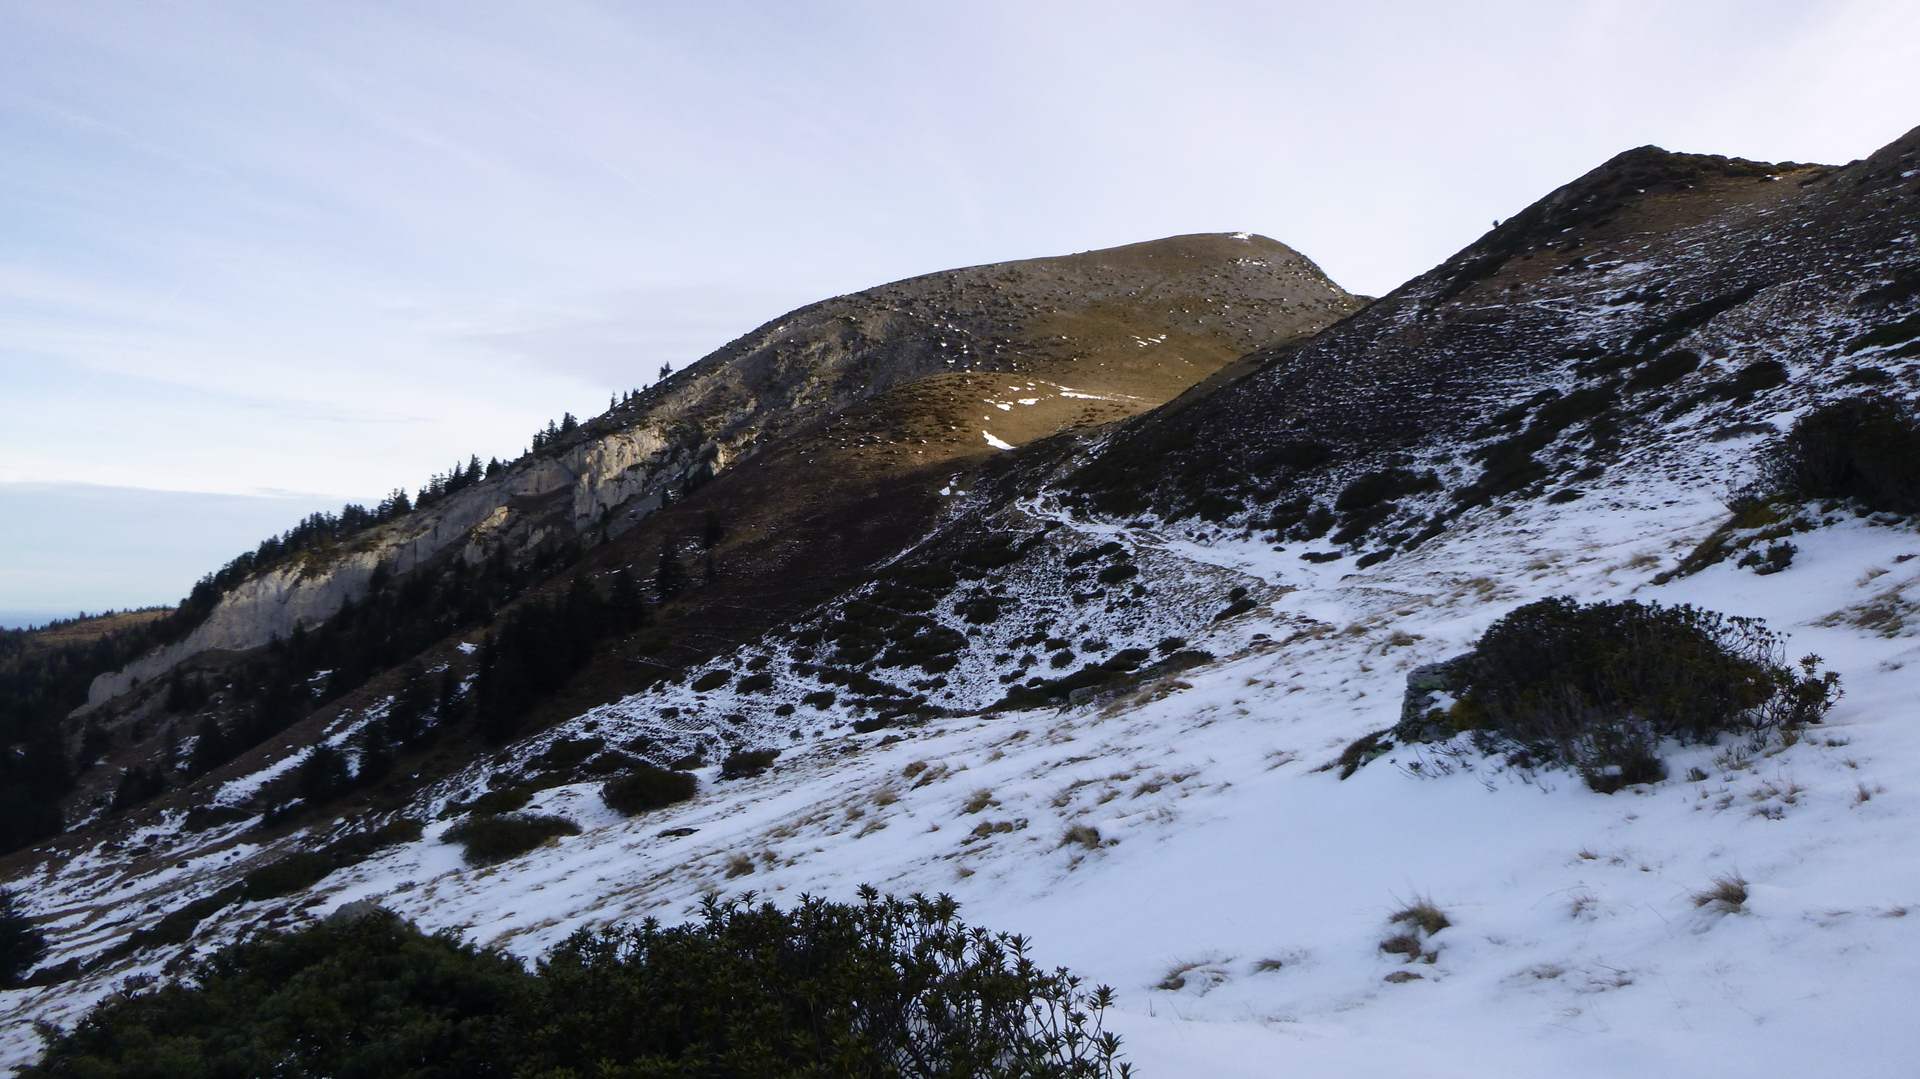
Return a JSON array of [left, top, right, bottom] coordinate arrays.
[[109, 765, 164, 811], [607, 566, 648, 631], [0, 888, 47, 988], [437, 665, 464, 725], [295, 745, 350, 804], [78, 722, 112, 769], [189, 717, 231, 775], [561, 575, 604, 668], [355, 730, 393, 784], [658, 362, 673, 381], [657, 539, 687, 603]]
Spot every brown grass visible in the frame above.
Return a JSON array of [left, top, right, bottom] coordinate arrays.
[[1060, 823, 1102, 849], [1388, 897, 1451, 936], [1692, 873, 1750, 913]]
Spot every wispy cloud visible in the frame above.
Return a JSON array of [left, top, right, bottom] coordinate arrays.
[[1, 0, 1916, 512]]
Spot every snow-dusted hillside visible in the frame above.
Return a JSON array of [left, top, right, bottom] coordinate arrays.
[[5, 129, 1917, 1076], [9, 427, 1920, 1076]]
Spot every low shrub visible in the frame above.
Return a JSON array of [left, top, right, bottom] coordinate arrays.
[[28, 910, 530, 1078], [601, 765, 698, 816], [532, 736, 604, 771], [1332, 730, 1391, 780], [443, 813, 580, 866], [463, 784, 536, 816], [1719, 359, 1788, 397], [242, 852, 336, 901], [720, 747, 780, 780], [30, 894, 1132, 1077], [1626, 349, 1701, 391], [1401, 597, 1839, 791], [1763, 395, 1920, 514], [1334, 468, 1440, 513], [1736, 541, 1796, 575]]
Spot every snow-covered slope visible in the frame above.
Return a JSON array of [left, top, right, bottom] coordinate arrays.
[[6, 130, 1919, 1076], [8, 429, 1920, 1076]]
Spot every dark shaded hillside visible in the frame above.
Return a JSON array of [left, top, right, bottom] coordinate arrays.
[[1072, 126, 1920, 562]]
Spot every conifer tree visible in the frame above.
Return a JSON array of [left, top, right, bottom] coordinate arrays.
[[0, 888, 46, 988], [657, 539, 687, 603], [189, 716, 229, 776], [295, 745, 350, 804], [608, 566, 648, 631]]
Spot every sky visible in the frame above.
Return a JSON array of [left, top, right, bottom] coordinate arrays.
[[2, 0, 1918, 614]]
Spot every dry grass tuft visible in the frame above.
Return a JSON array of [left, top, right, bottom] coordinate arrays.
[[1060, 823, 1102, 849], [1378, 932, 1423, 959], [1692, 872, 1750, 913], [1388, 897, 1451, 936]]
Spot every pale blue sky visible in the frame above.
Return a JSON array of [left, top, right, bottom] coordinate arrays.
[[3, 1, 1918, 612]]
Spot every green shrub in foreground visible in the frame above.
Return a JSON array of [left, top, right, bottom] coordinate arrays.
[[28, 891, 1131, 1078], [25, 911, 527, 1078]]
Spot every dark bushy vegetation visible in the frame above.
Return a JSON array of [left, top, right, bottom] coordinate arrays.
[[720, 747, 781, 780], [1403, 597, 1839, 790], [1, 888, 47, 987], [474, 571, 649, 744], [443, 813, 581, 865], [1764, 395, 1920, 514], [28, 910, 530, 1078], [29, 894, 1130, 1078], [119, 819, 424, 956], [601, 764, 698, 815]]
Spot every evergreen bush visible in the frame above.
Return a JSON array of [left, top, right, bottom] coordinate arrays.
[[1402, 597, 1840, 790], [28, 894, 1132, 1078], [601, 764, 698, 816], [720, 747, 780, 780], [1764, 395, 1920, 514], [443, 813, 580, 865]]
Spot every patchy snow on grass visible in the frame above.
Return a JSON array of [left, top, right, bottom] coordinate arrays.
[[8, 447, 1920, 1077]]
